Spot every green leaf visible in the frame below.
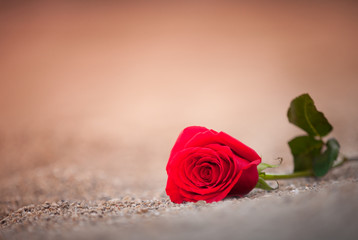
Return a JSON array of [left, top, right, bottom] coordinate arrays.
[[288, 135, 324, 172], [255, 177, 278, 191], [257, 162, 280, 173], [287, 93, 333, 137], [313, 138, 340, 177]]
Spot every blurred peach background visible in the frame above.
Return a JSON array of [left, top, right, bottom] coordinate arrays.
[[1, 0, 358, 185]]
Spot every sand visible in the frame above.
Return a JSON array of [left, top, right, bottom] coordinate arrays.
[[1, 159, 358, 240]]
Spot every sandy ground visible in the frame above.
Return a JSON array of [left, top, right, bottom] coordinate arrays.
[[1, 1, 358, 240], [1, 161, 358, 240]]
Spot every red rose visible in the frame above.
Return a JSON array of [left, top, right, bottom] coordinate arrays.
[[166, 126, 261, 203]]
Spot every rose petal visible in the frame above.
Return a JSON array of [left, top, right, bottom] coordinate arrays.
[[228, 163, 259, 196], [185, 130, 261, 162], [168, 126, 209, 165], [216, 132, 261, 162], [170, 147, 223, 192], [166, 127, 262, 203], [209, 164, 220, 185], [165, 177, 184, 203], [206, 144, 236, 184], [179, 169, 244, 203]]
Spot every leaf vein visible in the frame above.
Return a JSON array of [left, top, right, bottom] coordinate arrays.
[[303, 98, 320, 137]]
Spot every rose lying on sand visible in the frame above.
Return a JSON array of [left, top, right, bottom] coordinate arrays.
[[166, 126, 261, 203]]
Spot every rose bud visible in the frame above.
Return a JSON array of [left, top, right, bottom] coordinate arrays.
[[166, 126, 261, 203]]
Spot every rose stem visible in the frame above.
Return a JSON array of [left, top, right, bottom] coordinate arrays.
[[261, 155, 358, 180], [261, 170, 313, 180]]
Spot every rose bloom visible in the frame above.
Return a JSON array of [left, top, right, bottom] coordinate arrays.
[[166, 126, 261, 203]]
